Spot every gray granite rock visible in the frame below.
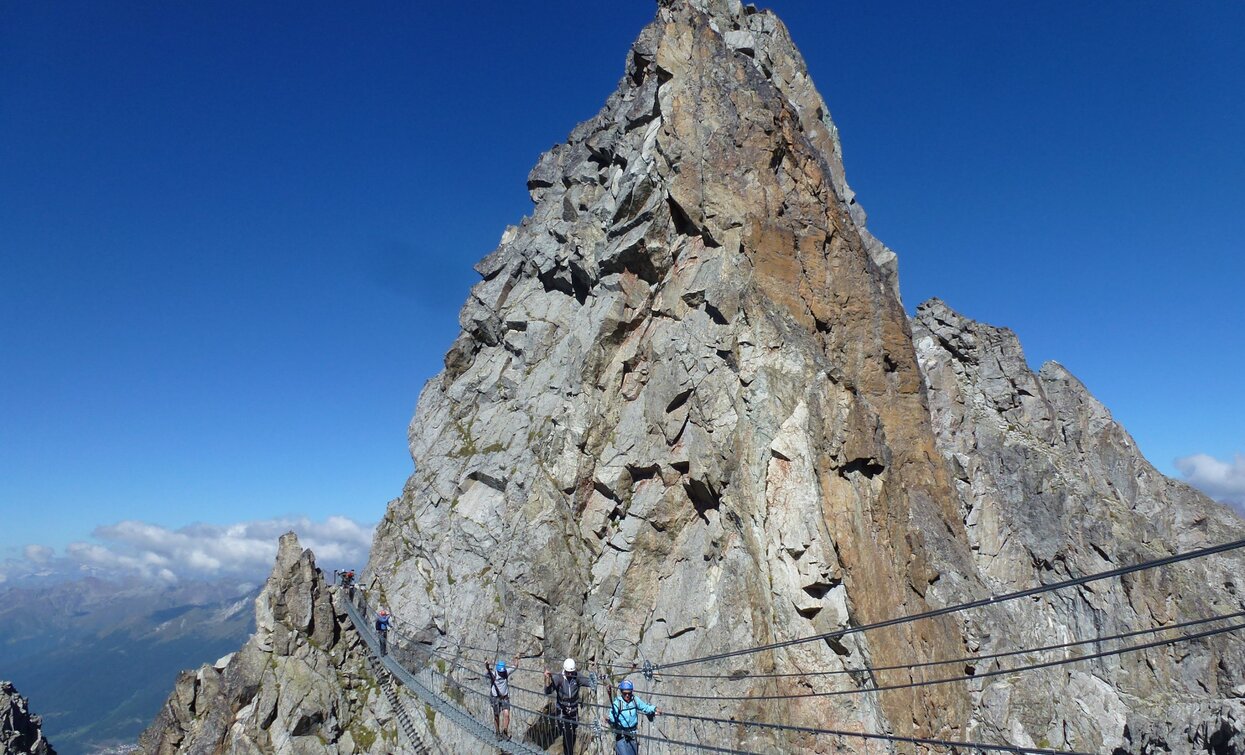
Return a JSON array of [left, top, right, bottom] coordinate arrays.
[[913, 298, 1245, 753], [371, 0, 990, 749], [140, 534, 399, 754], [1, 681, 56, 755], [143, 1, 1245, 752]]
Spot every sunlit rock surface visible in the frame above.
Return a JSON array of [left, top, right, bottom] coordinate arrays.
[[913, 299, 1245, 753], [374, 0, 982, 749], [144, 0, 1244, 752], [140, 534, 399, 754]]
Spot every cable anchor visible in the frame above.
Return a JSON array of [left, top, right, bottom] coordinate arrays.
[[641, 659, 655, 681]]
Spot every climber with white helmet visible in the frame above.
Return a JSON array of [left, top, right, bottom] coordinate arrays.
[[606, 679, 659, 755], [544, 657, 582, 755], [487, 658, 519, 741]]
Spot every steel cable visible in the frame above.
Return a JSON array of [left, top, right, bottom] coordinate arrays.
[[348, 588, 1090, 754], [619, 619, 1245, 701], [417, 609, 1245, 684], [655, 537, 1245, 671], [415, 613, 1245, 706]]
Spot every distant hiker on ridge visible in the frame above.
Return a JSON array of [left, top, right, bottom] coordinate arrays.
[[337, 569, 355, 598], [544, 657, 582, 755], [488, 658, 519, 741]]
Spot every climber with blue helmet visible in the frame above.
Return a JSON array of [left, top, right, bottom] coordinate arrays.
[[544, 657, 582, 755], [607, 678, 659, 755], [373, 607, 391, 656], [488, 657, 518, 741]]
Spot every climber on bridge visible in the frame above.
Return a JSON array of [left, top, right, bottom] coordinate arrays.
[[544, 657, 582, 755], [606, 679, 658, 755], [488, 659, 518, 741], [374, 607, 391, 655], [337, 569, 355, 598]]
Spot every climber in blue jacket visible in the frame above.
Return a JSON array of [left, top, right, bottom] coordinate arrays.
[[606, 679, 659, 755], [374, 607, 391, 655]]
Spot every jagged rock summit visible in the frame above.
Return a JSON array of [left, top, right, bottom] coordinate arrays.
[[912, 299, 1244, 752], [141, 533, 401, 754], [385, 0, 982, 745], [145, 0, 1244, 752], [1, 681, 56, 755]]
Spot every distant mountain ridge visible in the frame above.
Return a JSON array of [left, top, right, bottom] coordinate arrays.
[[0, 577, 256, 755]]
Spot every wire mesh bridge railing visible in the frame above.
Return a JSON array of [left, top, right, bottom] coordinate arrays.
[[342, 586, 751, 754]]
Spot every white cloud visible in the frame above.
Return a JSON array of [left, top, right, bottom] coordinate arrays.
[[0, 515, 374, 585], [23, 544, 54, 563], [1175, 452, 1245, 510]]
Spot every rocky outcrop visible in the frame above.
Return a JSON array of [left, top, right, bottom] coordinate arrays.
[[140, 533, 400, 754], [1, 681, 56, 755], [145, 0, 1245, 752], [374, 0, 994, 749], [365, 0, 1245, 747], [913, 299, 1245, 753]]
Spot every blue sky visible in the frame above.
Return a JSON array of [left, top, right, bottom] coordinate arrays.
[[2, 1, 1242, 571]]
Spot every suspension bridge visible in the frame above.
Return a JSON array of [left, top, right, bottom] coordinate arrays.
[[339, 537, 1245, 754]]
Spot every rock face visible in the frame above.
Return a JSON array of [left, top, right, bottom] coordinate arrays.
[[1, 681, 56, 755], [140, 534, 399, 754], [912, 299, 1245, 753], [375, 0, 984, 748], [145, 0, 1245, 752]]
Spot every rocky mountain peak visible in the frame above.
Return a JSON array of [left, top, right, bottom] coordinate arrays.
[[913, 298, 1244, 750], [660, 0, 746, 20], [253, 532, 339, 654], [367, 0, 1243, 748], [392, 0, 986, 743], [142, 533, 400, 753], [1, 681, 56, 755], [144, 3, 1244, 752]]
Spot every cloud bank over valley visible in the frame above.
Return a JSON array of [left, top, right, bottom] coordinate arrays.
[[0, 515, 374, 585]]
